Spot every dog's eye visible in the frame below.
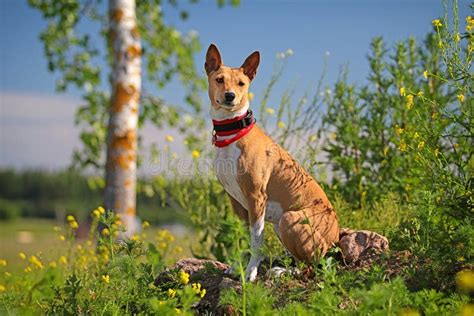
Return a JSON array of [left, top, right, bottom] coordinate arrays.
[[216, 77, 224, 84], [238, 81, 245, 87]]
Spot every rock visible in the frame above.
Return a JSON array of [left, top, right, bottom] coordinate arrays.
[[154, 258, 241, 315], [338, 228, 389, 263]]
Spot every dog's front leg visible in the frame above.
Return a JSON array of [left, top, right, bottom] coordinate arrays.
[[246, 196, 266, 282]]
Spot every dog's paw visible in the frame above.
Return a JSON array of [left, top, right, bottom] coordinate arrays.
[[245, 265, 258, 282]]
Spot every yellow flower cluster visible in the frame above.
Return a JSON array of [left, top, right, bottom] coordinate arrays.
[[166, 135, 175, 143], [399, 87, 406, 96], [265, 107, 275, 115], [278, 121, 286, 129], [29, 255, 44, 269], [466, 16, 473, 31], [67, 215, 79, 230], [456, 270, 474, 293], [92, 206, 106, 219], [0, 259, 6, 267], [248, 92, 255, 101], [179, 270, 190, 285], [191, 150, 200, 159], [101, 274, 110, 284], [432, 19, 443, 27], [395, 125, 404, 136], [191, 283, 206, 298], [405, 95, 414, 110], [457, 94, 465, 102], [167, 288, 176, 298]]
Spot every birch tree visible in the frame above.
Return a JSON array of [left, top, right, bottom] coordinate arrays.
[[106, 0, 141, 234], [29, 0, 239, 235]]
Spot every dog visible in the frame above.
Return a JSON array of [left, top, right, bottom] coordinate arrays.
[[205, 44, 339, 281]]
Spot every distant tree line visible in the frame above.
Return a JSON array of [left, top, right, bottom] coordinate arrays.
[[0, 169, 184, 224]]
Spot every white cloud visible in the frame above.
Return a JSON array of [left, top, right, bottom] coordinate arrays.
[[0, 91, 81, 169]]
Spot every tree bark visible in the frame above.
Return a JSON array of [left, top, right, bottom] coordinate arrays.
[[105, 0, 141, 236]]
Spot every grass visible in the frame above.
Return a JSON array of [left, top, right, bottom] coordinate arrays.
[[0, 218, 194, 273]]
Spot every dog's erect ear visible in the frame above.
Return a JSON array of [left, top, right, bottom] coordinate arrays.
[[205, 44, 222, 75], [240, 51, 260, 81]]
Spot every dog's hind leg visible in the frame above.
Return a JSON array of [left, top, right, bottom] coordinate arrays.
[[278, 207, 339, 263]]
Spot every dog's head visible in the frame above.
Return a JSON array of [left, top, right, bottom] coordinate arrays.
[[205, 44, 260, 113]]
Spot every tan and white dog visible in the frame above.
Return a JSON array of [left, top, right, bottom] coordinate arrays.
[[206, 44, 339, 281]]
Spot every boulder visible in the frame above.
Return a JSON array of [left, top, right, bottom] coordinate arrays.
[[338, 228, 389, 263]]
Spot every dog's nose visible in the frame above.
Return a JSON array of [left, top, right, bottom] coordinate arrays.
[[224, 92, 235, 103]]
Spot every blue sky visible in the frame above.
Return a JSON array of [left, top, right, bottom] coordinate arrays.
[[0, 0, 471, 169]]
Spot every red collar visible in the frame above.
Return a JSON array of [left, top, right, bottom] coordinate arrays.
[[212, 110, 256, 147]]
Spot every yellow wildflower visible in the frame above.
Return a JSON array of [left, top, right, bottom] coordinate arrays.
[[457, 94, 465, 102], [417, 141, 425, 150], [29, 256, 44, 269], [66, 215, 75, 222], [200, 288, 207, 298], [92, 209, 100, 218], [0, 285, 5, 293], [0, 259, 6, 267], [101, 274, 110, 284], [466, 16, 473, 31], [97, 206, 105, 214], [417, 91, 424, 97], [167, 288, 176, 298], [437, 40, 444, 49], [53, 226, 61, 232], [431, 19, 442, 27], [142, 221, 150, 229], [461, 304, 474, 316], [191, 150, 200, 159], [395, 125, 404, 136], [19, 252, 26, 260], [49, 261, 57, 268], [69, 220, 79, 230], [399, 141, 407, 152], [174, 246, 183, 254], [456, 270, 474, 293], [59, 256, 67, 265], [101, 228, 110, 236], [166, 135, 174, 142], [434, 148, 439, 157], [175, 308, 181, 314], [406, 94, 414, 109], [414, 132, 420, 139], [131, 235, 140, 241], [278, 121, 286, 129], [399, 87, 406, 96], [265, 107, 275, 115], [454, 32, 461, 42], [423, 70, 428, 79], [179, 270, 190, 285], [58, 234, 66, 241], [248, 92, 254, 101], [24, 266, 32, 273]]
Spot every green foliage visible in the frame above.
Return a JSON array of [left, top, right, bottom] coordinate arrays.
[[0, 209, 197, 314]]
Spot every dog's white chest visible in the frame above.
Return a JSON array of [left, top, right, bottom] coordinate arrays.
[[214, 143, 249, 210]]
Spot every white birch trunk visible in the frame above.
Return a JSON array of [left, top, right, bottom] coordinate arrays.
[[105, 0, 141, 236]]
